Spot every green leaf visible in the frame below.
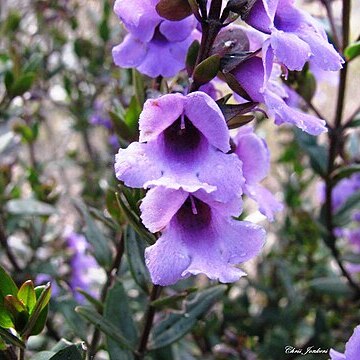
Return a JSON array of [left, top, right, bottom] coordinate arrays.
[[4, 71, 14, 93], [151, 288, 197, 310], [18, 280, 37, 313], [132, 69, 145, 108], [0, 336, 6, 350], [21, 283, 51, 337], [6, 199, 56, 216], [344, 41, 360, 61], [347, 118, 360, 128], [309, 277, 353, 297], [8, 72, 36, 98], [333, 190, 360, 227], [125, 227, 151, 293], [0, 266, 18, 327], [342, 252, 360, 264], [4, 11, 21, 33], [104, 280, 138, 360], [149, 285, 226, 350], [30, 351, 56, 360], [193, 54, 221, 86], [0, 265, 18, 298], [98, 18, 110, 42], [52, 299, 87, 341], [76, 289, 103, 312], [333, 165, 360, 183], [186, 40, 200, 75], [115, 193, 155, 245], [124, 96, 141, 133], [295, 130, 328, 177], [0, 327, 25, 349], [49, 345, 83, 360], [74, 200, 112, 268], [76, 306, 134, 351]]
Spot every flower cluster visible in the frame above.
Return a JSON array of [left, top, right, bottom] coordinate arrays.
[[115, 92, 266, 285], [320, 174, 360, 273], [113, 0, 343, 286], [112, 0, 199, 78]]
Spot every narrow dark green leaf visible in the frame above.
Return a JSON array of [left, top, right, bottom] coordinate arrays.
[[295, 130, 328, 177], [49, 345, 83, 360], [104, 280, 137, 360], [342, 252, 360, 264], [227, 115, 254, 129], [193, 54, 221, 86], [76, 306, 134, 350], [73, 200, 112, 268], [347, 118, 360, 128], [344, 41, 360, 61], [308, 277, 353, 297], [6, 199, 56, 216], [0, 327, 25, 349], [0, 265, 18, 299], [149, 285, 226, 350], [225, 0, 257, 20], [52, 299, 87, 341], [151, 288, 197, 310], [30, 351, 56, 360], [220, 50, 258, 74], [21, 283, 51, 337], [125, 227, 151, 294], [333, 165, 360, 183], [132, 69, 145, 108], [186, 40, 200, 75], [9, 72, 36, 97], [76, 289, 103, 312], [18, 280, 36, 313], [124, 96, 141, 133], [115, 193, 155, 245]]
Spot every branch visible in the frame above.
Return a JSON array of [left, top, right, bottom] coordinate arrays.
[[323, 0, 360, 297], [87, 232, 125, 359], [135, 285, 162, 359]]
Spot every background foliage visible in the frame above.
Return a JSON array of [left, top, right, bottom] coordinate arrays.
[[0, 0, 359, 359]]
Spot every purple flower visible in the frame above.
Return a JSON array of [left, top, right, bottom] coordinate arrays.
[[232, 56, 327, 135], [141, 187, 266, 285], [66, 231, 100, 303], [115, 92, 245, 205], [112, 0, 199, 77], [234, 126, 283, 221], [90, 101, 112, 130], [35, 274, 60, 297], [246, 0, 344, 71], [332, 174, 360, 211], [330, 325, 360, 360]]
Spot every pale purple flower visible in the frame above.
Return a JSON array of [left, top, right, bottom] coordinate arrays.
[[330, 325, 360, 360], [246, 0, 344, 71], [90, 101, 112, 130], [112, 0, 199, 77], [66, 231, 99, 303], [332, 174, 360, 211], [141, 187, 266, 285], [234, 126, 283, 221], [35, 274, 60, 297], [115, 92, 245, 205], [232, 56, 327, 135]]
